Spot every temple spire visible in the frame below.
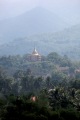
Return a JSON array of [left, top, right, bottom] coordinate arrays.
[[28, 47, 41, 61], [32, 47, 39, 55]]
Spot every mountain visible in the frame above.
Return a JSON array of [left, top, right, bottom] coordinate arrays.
[[0, 24, 80, 59], [0, 7, 68, 44]]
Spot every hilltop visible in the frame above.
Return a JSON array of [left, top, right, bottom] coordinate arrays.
[[0, 7, 68, 43], [0, 24, 80, 59]]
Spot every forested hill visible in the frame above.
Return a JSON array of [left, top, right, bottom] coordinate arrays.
[[0, 7, 68, 43], [0, 24, 80, 59], [0, 52, 80, 120], [0, 52, 79, 78]]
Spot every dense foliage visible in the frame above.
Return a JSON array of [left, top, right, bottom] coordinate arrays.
[[0, 23, 80, 59], [0, 93, 80, 120], [0, 52, 80, 119]]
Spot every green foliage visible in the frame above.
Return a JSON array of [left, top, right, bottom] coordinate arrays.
[[60, 109, 79, 120], [51, 71, 68, 86], [0, 94, 80, 120], [0, 52, 80, 120]]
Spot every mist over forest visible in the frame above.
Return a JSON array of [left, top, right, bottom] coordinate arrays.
[[0, 4, 80, 120], [0, 7, 80, 60]]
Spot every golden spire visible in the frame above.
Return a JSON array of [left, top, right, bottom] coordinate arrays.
[[32, 47, 40, 56]]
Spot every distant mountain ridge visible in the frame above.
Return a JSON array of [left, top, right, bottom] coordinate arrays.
[[0, 7, 68, 43], [0, 24, 80, 60]]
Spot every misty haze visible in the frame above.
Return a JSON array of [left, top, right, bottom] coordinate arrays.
[[0, 0, 80, 120]]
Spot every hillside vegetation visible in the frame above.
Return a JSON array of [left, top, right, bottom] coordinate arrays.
[[0, 24, 80, 59], [0, 7, 68, 43], [0, 52, 80, 120]]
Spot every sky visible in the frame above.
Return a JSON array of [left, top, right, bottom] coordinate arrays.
[[0, 0, 80, 25]]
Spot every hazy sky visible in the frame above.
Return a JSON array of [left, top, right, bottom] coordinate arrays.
[[0, 0, 80, 24]]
